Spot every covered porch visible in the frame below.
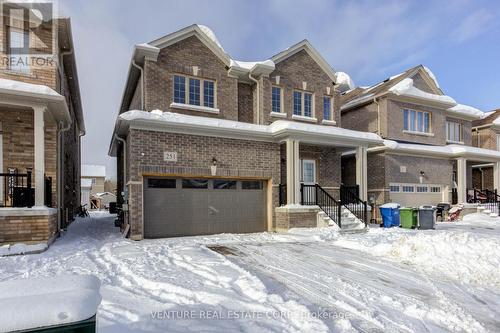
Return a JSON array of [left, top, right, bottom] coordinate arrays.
[[0, 79, 70, 246]]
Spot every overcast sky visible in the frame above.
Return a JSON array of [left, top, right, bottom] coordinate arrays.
[[60, 0, 500, 180]]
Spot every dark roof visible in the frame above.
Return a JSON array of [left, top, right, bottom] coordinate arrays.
[[472, 109, 500, 127]]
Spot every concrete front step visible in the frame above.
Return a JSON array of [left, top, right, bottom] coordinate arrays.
[[340, 227, 368, 235]]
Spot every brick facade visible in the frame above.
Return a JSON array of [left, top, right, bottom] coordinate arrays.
[[0, 210, 58, 244]]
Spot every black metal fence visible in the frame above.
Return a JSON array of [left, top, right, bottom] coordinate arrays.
[[301, 184, 342, 227], [0, 171, 33, 208], [340, 184, 368, 227], [340, 184, 359, 204]]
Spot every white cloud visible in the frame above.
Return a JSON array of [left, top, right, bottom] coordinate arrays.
[[451, 8, 496, 43]]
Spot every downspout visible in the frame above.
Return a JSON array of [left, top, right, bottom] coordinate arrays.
[[131, 60, 144, 110], [373, 97, 381, 136], [57, 121, 71, 231], [114, 134, 127, 203], [248, 72, 260, 124]]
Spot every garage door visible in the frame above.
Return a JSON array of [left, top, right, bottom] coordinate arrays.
[[143, 178, 267, 238]]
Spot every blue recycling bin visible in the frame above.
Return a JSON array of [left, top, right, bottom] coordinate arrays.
[[380, 203, 400, 228]]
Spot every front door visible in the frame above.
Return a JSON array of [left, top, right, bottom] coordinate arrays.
[[301, 159, 316, 204]]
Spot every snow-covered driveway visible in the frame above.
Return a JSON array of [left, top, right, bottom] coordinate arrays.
[[1, 212, 499, 332]]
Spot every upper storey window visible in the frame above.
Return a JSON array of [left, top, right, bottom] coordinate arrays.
[[9, 27, 30, 72], [403, 109, 431, 134], [446, 121, 463, 143], [173, 74, 217, 111], [293, 90, 314, 118], [272, 86, 282, 113], [323, 96, 332, 120]]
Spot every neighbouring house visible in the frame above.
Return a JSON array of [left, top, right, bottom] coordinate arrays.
[[340, 65, 500, 207], [81, 164, 106, 209], [81, 178, 92, 208], [0, 9, 84, 250], [109, 24, 383, 240], [470, 109, 500, 190], [93, 192, 116, 210]]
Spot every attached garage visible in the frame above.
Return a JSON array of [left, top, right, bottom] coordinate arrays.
[[143, 177, 268, 238]]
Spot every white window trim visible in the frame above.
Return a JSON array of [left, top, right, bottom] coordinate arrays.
[[323, 95, 334, 121], [270, 111, 287, 118], [497, 134, 500, 152], [300, 159, 316, 184], [446, 121, 463, 144], [390, 183, 443, 194], [322, 119, 337, 125], [403, 108, 432, 134], [293, 89, 315, 119], [170, 102, 220, 114], [173, 74, 217, 109], [8, 27, 30, 73], [271, 85, 284, 114]]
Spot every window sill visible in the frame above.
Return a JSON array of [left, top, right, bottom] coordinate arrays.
[[170, 102, 220, 114], [322, 119, 337, 126], [292, 115, 317, 123], [1, 68, 34, 78], [402, 130, 434, 137], [270, 111, 287, 118], [446, 140, 464, 145]]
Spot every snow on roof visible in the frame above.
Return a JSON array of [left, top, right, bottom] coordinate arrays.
[[81, 178, 92, 188], [0, 78, 61, 97], [335, 72, 355, 92], [382, 140, 500, 159], [447, 104, 483, 119], [493, 116, 500, 126], [422, 66, 441, 90], [119, 110, 382, 143], [389, 78, 456, 106], [197, 24, 224, 51], [229, 59, 275, 71], [81, 165, 106, 178], [0, 274, 101, 332]]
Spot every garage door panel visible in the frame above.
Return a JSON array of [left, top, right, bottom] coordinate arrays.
[[144, 178, 267, 238]]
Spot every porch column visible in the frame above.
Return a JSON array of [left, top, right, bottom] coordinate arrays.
[[286, 139, 300, 205], [34, 106, 46, 206], [456, 157, 467, 204], [355, 146, 368, 201], [494, 162, 500, 192]]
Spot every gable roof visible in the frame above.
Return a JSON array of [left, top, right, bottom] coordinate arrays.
[[340, 65, 482, 120], [271, 40, 337, 82], [472, 109, 500, 127]]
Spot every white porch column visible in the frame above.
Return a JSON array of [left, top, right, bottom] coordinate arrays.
[[494, 162, 500, 192], [286, 139, 300, 205], [355, 146, 368, 201], [34, 106, 46, 206], [456, 157, 467, 204]]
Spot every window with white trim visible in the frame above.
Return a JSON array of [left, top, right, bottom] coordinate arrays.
[[403, 109, 431, 133], [9, 27, 30, 72], [416, 186, 428, 193], [293, 90, 314, 117], [430, 186, 441, 193], [272, 86, 282, 113], [173, 74, 216, 108], [402, 185, 415, 193], [446, 121, 463, 143], [323, 96, 332, 120], [389, 185, 400, 192]]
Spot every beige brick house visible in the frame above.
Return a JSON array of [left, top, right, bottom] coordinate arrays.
[[470, 109, 500, 190], [0, 6, 84, 251], [341, 65, 500, 207], [109, 24, 383, 239]]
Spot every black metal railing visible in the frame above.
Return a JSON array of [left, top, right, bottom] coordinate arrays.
[[300, 184, 342, 227], [278, 184, 287, 206], [467, 188, 500, 216], [44, 176, 52, 207], [340, 184, 368, 227], [451, 188, 458, 205], [0, 171, 33, 208], [340, 184, 359, 204]]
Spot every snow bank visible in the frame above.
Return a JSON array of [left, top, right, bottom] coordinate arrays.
[[0, 275, 101, 332], [334, 216, 500, 287], [334, 71, 355, 91], [389, 78, 456, 105], [0, 242, 47, 256]]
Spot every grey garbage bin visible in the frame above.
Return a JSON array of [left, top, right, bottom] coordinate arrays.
[[418, 205, 436, 230]]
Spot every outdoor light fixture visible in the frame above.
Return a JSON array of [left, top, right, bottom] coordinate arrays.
[[419, 170, 425, 184], [211, 158, 218, 176]]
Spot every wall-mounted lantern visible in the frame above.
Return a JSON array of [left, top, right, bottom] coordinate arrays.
[[211, 158, 218, 176]]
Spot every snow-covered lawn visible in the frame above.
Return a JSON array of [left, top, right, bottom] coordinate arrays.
[[0, 212, 499, 332]]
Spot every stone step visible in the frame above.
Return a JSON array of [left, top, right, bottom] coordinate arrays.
[[340, 227, 369, 235], [490, 213, 498, 217], [483, 209, 492, 214]]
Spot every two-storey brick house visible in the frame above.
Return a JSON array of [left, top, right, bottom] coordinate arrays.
[[341, 65, 500, 207], [109, 24, 382, 239], [0, 8, 84, 252]]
